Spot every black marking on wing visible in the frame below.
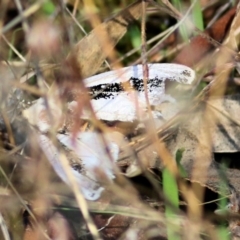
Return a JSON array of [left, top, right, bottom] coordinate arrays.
[[89, 82, 124, 100], [182, 69, 192, 77], [179, 69, 193, 83], [89, 77, 164, 100]]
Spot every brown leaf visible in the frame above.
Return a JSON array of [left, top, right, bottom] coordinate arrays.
[[67, 0, 144, 78], [174, 7, 236, 67]]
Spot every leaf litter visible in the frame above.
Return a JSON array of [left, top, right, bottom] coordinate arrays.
[[2, 0, 240, 239]]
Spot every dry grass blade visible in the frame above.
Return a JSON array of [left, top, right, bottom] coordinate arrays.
[[2, 0, 240, 239]]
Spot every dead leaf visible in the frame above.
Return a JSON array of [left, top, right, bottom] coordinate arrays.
[[208, 95, 240, 153], [68, 0, 144, 78], [174, 7, 236, 67]]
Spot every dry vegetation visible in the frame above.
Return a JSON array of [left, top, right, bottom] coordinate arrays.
[[1, 0, 240, 239]]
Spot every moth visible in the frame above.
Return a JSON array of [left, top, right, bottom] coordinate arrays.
[[23, 63, 195, 200], [23, 63, 195, 132], [70, 63, 196, 122]]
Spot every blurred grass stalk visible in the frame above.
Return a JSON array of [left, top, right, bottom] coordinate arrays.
[[172, 0, 203, 41], [190, 0, 204, 31], [162, 167, 180, 240], [162, 149, 188, 239]]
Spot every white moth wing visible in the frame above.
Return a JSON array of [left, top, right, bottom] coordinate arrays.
[[147, 63, 195, 84], [89, 91, 169, 121], [24, 64, 195, 125], [57, 132, 119, 179], [84, 63, 195, 86], [38, 134, 104, 201], [83, 64, 195, 121], [78, 92, 138, 122]]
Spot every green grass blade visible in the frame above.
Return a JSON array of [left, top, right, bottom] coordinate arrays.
[[191, 0, 204, 30], [162, 167, 180, 240]]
